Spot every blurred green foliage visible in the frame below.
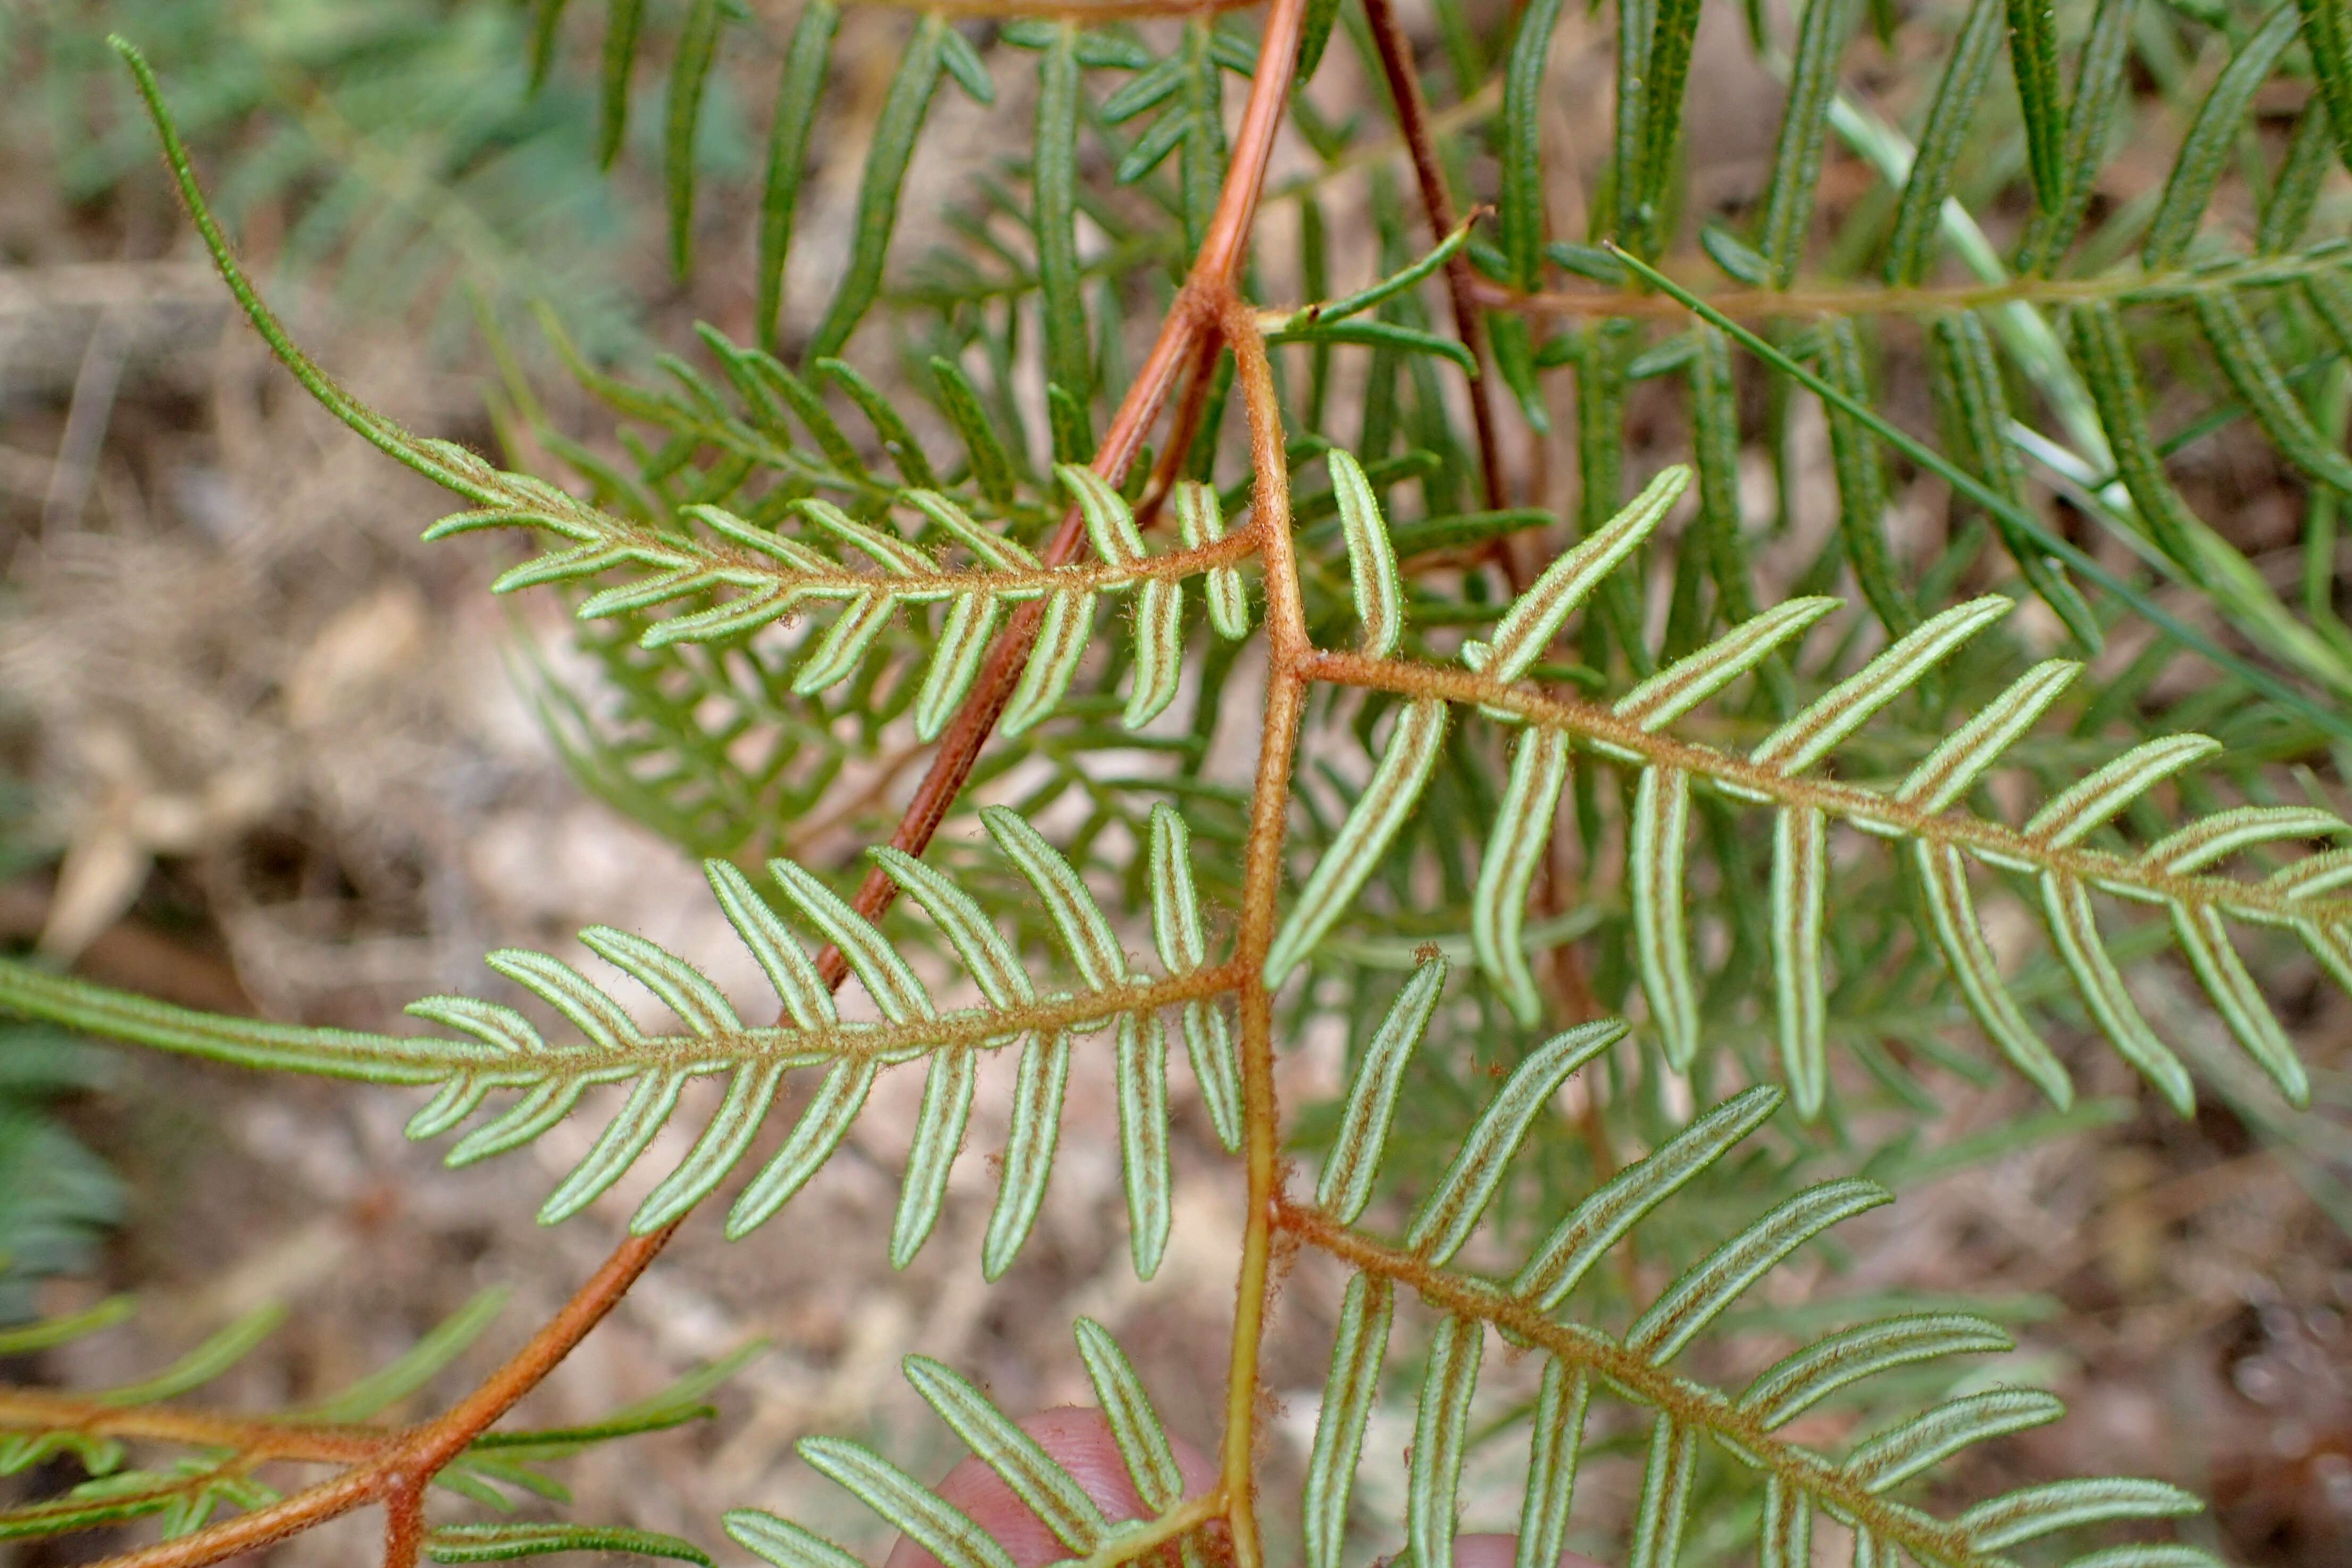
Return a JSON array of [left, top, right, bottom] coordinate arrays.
[[0, 787, 122, 1325], [3, 0, 703, 361]]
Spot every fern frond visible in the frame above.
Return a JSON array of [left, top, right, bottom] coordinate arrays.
[[0, 1305, 280, 1486], [0, 816, 1239, 1271], [1283, 1008, 2213, 1568], [540, 0, 977, 325], [1468, 0, 2352, 732], [755, 0, 843, 348], [433, 457, 1257, 740], [1286, 475, 2351, 1116], [0, 1463, 283, 1545], [105, 195, 1256, 748]]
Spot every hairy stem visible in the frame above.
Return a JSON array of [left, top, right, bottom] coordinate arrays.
[[406, 1231, 675, 1477], [1216, 298, 1313, 1568], [382, 1486, 427, 1568], [87, 1468, 386, 1568], [0, 1394, 393, 1465], [1304, 648, 2352, 923]]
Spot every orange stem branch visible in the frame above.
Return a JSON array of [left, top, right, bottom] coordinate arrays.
[[1358, 0, 1507, 513], [0, 1394, 395, 1466]]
